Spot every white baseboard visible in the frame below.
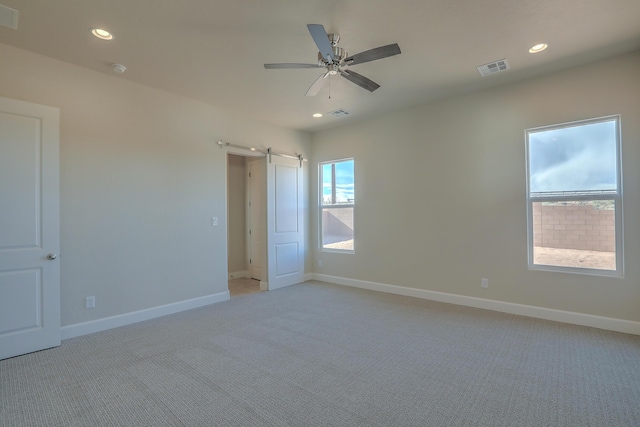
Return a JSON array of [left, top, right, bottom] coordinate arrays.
[[61, 291, 230, 340], [312, 274, 640, 336], [228, 270, 250, 279]]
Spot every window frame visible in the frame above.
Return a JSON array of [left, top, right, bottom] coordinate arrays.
[[525, 115, 624, 277], [319, 158, 355, 253]]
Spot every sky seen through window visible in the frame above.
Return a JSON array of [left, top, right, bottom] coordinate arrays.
[[528, 119, 617, 193]]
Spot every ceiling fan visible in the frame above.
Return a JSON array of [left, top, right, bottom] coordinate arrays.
[[264, 24, 401, 96]]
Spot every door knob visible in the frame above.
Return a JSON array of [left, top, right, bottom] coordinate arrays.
[[47, 253, 57, 260]]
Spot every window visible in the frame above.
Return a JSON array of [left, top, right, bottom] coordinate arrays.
[[320, 158, 354, 251], [526, 116, 623, 275]]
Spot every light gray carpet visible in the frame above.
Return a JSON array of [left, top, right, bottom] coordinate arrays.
[[1, 281, 639, 426]]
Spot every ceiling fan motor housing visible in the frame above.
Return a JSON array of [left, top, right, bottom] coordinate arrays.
[[317, 45, 347, 66], [327, 63, 340, 75]]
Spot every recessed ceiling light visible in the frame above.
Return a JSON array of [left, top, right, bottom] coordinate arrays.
[[529, 43, 548, 53], [112, 63, 126, 73], [91, 28, 113, 40], [312, 113, 323, 118]]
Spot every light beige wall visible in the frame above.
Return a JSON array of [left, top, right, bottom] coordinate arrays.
[[311, 50, 640, 322], [0, 42, 310, 326], [227, 154, 247, 274]]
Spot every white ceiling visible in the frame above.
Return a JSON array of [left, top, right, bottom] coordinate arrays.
[[1, 0, 639, 133]]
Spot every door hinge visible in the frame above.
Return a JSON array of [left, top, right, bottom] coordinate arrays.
[[249, 172, 251, 178], [249, 229, 252, 235], [249, 259, 252, 264]]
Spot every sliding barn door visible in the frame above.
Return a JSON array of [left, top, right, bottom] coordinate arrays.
[[266, 156, 304, 290], [0, 97, 60, 360]]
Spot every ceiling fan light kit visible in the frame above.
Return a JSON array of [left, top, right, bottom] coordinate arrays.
[[264, 24, 401, 96]]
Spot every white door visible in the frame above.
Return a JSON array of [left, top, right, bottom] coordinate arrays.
[[266, 155, 304, 290], [0, 97, 60, 360], [248, 159, 265, 282]]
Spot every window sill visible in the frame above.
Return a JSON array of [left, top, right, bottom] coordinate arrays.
[[320, 248, 355, 254], [528, 263, 624, 278]]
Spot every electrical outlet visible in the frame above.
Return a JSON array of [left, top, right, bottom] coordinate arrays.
[[85, 296, 95, 309], [211, 217, 218, 226], [481, 278, 489, 289]]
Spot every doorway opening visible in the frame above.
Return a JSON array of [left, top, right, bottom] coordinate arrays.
[[226, 153, 266, 297]]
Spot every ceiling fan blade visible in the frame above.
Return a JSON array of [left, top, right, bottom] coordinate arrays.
[[307, 24, 335, 63], [344, 43, 401, 66], [264, 63, 322, 69], [340, 69, 380, 92], [305, 73, 329, 96]]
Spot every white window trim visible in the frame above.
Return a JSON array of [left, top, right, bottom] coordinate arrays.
[[319, 158, 355, 254], [525, 115, 624, 277]]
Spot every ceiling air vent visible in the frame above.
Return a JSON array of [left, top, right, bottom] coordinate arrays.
[[477, 59, 509, 77], [0, 4, 18, 29], [328, 108, 351, 118]]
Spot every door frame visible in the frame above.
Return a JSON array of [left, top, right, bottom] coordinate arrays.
[[224, 149, 265, 287], [247, 157, 266, 284]]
